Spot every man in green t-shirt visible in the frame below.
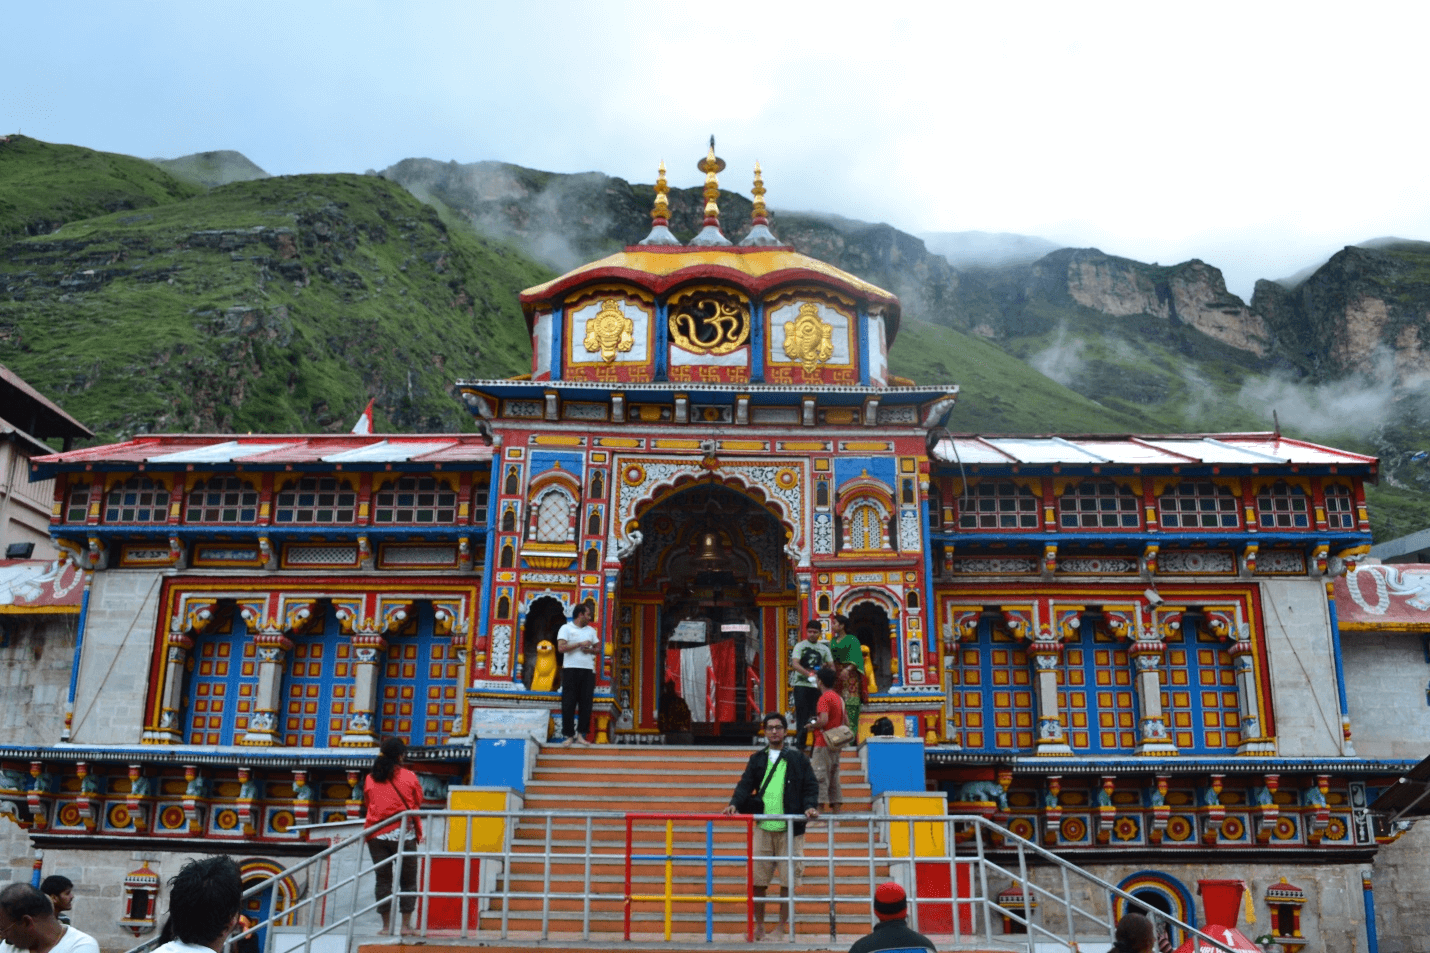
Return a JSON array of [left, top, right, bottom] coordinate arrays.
[[722, 713, 820, 940], [826, 613, 866, 741], [790, 621, 834, 751]]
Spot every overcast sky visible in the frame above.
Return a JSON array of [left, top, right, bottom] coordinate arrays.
[[4, 0, 1427, 299]]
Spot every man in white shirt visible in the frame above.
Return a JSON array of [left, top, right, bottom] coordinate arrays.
[[556, 602, 600, 746], [0, 884, 98, 953], [152, 856, 243, 953]]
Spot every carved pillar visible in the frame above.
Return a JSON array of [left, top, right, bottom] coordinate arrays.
[[1030, 639, 1071, 755], [1131, 639, 1176, 755], [1210, 609, 1274, 755], [1095, 775, 1116, 843], [75, 762, 100, 832], [292, 768, 314, 840], [126, 764, 151, 832], [1042, 776, 1062, 845], [236, 766, 258, 835], [181, 764, 206, 834], [1147, 774, 1170, 843], [1254, 773, 1281, 843], [345, 769, 364, 821], [242, 630, 293, 746], [1200, 773, 1225, 844], [154, 599, 219, 744], [343, 633, 389, 746]]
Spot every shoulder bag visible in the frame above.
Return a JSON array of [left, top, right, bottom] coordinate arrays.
[[738, 749, 786, 815], [822, 724, 855, 748]]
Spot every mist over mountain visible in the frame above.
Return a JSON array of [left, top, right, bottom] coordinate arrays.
[[920, 230, 1061, 269]]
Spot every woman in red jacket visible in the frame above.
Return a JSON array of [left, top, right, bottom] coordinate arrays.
[[363, 737, 424, 933]]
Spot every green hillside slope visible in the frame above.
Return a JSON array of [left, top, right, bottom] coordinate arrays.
[[889, 319, 1151, 433], [0, 173, 546, 439], [150, 150, 270, 188], [0, 135, 201, 240]]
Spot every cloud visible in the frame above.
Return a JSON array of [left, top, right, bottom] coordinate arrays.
[[1027, 326, 1086, 386], [1235, 351, 1411, 439]]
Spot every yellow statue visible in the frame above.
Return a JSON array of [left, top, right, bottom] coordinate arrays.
[[861, 644, 877, 694], [531, 640, 558, 691]]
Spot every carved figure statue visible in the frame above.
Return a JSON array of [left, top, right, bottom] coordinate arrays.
[[531, 640, 558, 692], [0, 769, 27, 792], [1252, 786, 1274, 807], [1096, 786, 1113, 808], [185, 774, 208, 798], [240, 777, 260, 801], [957, 781, 1009, 812], [292, 781, 314, 802], [1302, 786, 1328, 808], [1148, 786, 1166, 808], [616, 531, 644, 560], [1200, 785, 1221, 807], [862, 644, 878, 694]]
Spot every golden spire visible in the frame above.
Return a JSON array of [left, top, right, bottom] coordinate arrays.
[[750, 161, 767, 226], [651, 160, 670, 226], [697, 136, 725, 228]]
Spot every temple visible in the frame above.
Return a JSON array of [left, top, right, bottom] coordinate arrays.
[[0, 144, 1423, 951]]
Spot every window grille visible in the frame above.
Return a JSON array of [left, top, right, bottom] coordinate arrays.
[[275, 477, 355, 524], [1058, 481, 1140, 529], [186, 477, 259, 523], [958, 482, 1039, 529], [1324, 484, 1355, 529], [374, 476, 456, 524], [1157, 482, 1239, 529], [66, 485, 91, 523], [1256, 482, 1309, 529]]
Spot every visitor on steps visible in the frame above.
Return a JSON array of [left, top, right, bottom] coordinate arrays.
[[721, 712, 820, 941], [790, 621, 833, 751], [363, 738, 424, 934], [809, 665, 845, 813], [557, 602, 600, 746], [826, 613, 865, 742], [847, 882, 935, 953], [1110, 912, 1157, 953]]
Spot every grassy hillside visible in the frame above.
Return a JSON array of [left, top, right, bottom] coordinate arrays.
[[889, 319, 1152, 433], [0, 135, 201, 240], [0, 172, 547, 439]]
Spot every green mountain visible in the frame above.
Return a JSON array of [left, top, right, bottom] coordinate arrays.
[[0, 135, 201, 241], [0, 137, 544, 438], [149, 150, 270, 188]]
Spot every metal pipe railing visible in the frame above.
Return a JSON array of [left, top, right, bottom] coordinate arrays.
[[125, 807, 1240, 953]]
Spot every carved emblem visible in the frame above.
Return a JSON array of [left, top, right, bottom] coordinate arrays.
[[583, 299, 634, 363], [782, 302, 834, 372], [669, 293, 749, 355]]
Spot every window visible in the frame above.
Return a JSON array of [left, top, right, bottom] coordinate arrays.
[[499, 542, 514, 568], [186, 477, 259, 523], [1256, 482, 1309, 529], [584, 547, 599, 571], [1325, 484, 1355, 529], [590, 471, 604, 498], [186, 635, 258, 746], [1161, 627, 1240, 753], [1060, 639, 1136, 752], [533, 490, 573, 542], [105, 477, 171, 524], [282, 627, 353, 747], [816, 481, 830, 507], [373, 477, 456, 524], [66, 484, 92, 523], [958, 482, 1039, 529], [1058, 481, 1139, 529], [274, 477, 355, 524], [504, 466, 520, 495], [501, 505, 516, 533], [1158, 482, 1239, 529], [473, 484, 490, 524], [843, 502, 886, 550], [587, 509, 601, 536], [927, 486, 942, 530]]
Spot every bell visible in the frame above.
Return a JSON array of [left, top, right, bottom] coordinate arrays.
[[695, 530, 724, 568]]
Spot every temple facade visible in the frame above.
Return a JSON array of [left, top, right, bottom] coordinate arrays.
[[0, 146, 1421, 951]]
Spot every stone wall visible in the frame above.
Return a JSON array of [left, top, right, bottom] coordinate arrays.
[[0, 613, 76, 744], [70, 570, 163, 744], [1022, 861, 1369, 951], [1340, 629, 1430, 759], [1372, 822, 1430, 953], [1261, 579, 1347, 757]]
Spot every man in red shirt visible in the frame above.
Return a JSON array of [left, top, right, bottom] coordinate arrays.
[[809, 666, 846, 813]]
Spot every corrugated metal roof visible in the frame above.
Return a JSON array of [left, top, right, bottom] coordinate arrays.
[[32, 434, 495, 470], [932, 434, 1377, 469]]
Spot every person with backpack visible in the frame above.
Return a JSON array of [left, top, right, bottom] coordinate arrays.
[[363, 737, 424, 934]]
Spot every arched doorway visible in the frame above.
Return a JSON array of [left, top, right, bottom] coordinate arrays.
[[613, 482, 798, 744], [520, 596, 568, 690], [846, 599, 893, 693]]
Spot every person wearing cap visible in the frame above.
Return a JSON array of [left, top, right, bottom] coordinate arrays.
[[848, 881, 935, 953]]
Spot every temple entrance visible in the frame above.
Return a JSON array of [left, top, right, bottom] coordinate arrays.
[[613, 482, 797, 744], [847, 600, 893, 693]]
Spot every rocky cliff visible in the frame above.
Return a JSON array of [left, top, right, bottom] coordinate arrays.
[[1251, 241, 1430, 384]]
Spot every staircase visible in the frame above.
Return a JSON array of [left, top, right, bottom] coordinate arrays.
[[482, 743, 893, 943]]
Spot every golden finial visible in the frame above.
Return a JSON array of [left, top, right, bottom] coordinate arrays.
[[750, 161, 767, 225], [697, 135, 725, 227], [651, 160, 670, 226]]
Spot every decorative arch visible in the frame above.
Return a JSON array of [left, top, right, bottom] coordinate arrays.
[[838, 587, 902, 693], [1113, 870, 1195, 936], [238, 857, 302, 936], [618, 462, 805, 565], [528, 485, 579, 543]]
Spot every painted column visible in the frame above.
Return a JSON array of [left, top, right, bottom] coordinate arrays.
[[1131, 639, 1176, 755], [1209, 608, 1275, 755], [342, 633, 389, 746], [153, 598, 219, 744], [62, 566, 92, 742], [1361, 870, 1379, 953], [242, 629, 293, 745], [1029, 635, 1072, 755]]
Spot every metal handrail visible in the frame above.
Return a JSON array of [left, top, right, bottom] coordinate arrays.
[[124, 807, 1241, 953]]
